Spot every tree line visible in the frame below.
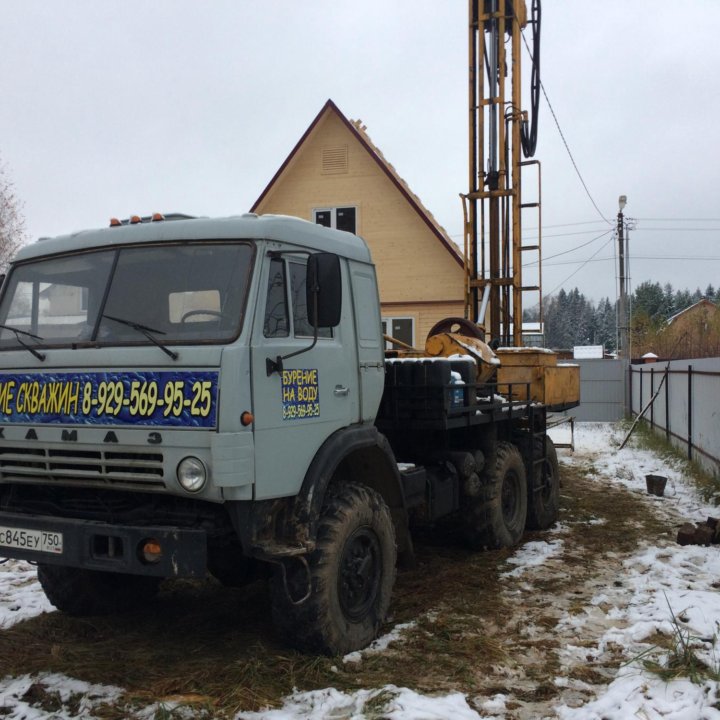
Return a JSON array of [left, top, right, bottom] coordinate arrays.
[[524, 282, 720, 352]]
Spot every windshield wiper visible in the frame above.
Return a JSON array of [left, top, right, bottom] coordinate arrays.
[[102, 314, 179, 361], [0, 323, 46, 361]]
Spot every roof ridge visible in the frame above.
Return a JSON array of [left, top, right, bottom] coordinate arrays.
[[348, 117, 460, 258]]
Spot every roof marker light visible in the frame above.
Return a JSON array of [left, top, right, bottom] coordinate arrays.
[[130, 215, 142, 224], [151, 213, 165, 222], [109, 218, 122, 227]]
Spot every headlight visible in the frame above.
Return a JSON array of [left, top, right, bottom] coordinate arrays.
[[177, 456, 207, 492]]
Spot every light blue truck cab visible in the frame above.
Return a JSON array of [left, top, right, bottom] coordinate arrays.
[[0, 213, 409, 653]]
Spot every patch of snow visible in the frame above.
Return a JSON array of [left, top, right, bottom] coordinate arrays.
[[501, 539, 564, 578], [0, 559, 55, 628], [236, 685, 483, 720], [0, 673, 123, 720], [556, 665, 720, 720], [343, 621, 416, 663]]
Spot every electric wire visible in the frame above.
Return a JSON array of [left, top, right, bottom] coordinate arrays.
[[543, 235, 615, 297], [523, 229, 613, 265], [519, 29, 611, 225]]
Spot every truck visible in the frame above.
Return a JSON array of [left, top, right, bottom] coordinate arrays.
[[0, 211, 577, 654], [0, 0, 577, 655]]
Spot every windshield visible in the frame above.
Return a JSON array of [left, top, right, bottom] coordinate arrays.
[[0, 241, 254, 350]]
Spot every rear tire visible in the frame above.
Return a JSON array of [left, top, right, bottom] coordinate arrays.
[[271, 482, 396, 655], [526, 435, 560, 530], [462, 441, 527, 549], [37, 564, 160, 616]]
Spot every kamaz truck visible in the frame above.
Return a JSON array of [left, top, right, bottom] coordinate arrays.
[[0, 212, 578, 654]]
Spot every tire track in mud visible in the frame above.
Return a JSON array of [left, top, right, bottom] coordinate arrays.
[[452, 459, 682, 718]]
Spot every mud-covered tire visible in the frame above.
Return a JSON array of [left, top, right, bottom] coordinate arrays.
[[526, 435, 560, 530], [462, 441, 527, 550], [37, 564, 161, 616], [271, 483, 396, 655]]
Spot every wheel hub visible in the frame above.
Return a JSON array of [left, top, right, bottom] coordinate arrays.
[[338, 526, 381, 621]]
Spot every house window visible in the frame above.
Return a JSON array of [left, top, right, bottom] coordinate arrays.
[[382, 317, 415, 350], [313, 207, 356, 234]]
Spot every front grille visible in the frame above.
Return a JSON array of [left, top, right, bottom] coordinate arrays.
[[0, 446, 165, 489]]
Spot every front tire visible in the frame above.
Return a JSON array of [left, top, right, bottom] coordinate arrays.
[[37, 564, 160, 616], [271, 482, 396, 655], [462, 441, 527, 549]]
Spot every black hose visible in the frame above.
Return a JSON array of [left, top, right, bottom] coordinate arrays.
[[521, 0, 541, 158]]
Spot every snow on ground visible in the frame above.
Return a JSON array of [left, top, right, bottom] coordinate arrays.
[[2, 422, 720, 719], [0, 559, 54, 629]]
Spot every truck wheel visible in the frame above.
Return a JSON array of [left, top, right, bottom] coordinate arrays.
[[526, 435, 560, 530], [462, 441, 527, 549], [271, 483, 396, 655], [37, 564, 160, 616]]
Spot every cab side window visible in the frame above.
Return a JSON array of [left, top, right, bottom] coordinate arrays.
[[263, 258, 289, 338], [262, 259, 334, 339]]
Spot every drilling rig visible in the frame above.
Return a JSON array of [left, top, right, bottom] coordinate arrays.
[[464, 0, 542, 347]]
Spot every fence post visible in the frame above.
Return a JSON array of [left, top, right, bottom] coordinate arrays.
[[639, 367, 643, 418], [665, 366, 670, 441], [650, 366, 655, 428], [687, 364, 693, 461], [629, 364, 633, 416]]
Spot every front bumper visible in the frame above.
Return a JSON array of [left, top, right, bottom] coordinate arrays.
[[0, 510, 207, 578]]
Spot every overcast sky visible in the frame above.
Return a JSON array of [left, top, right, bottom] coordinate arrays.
[[2, 1, 719, 303]]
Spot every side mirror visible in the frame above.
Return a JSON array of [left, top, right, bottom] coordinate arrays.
[[307, 253, 341, 328]]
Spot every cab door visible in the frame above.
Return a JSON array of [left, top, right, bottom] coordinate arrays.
[[250, 251, 359, 500]]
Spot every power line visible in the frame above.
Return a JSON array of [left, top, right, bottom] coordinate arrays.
[[537, 253, 720, 269], [525, 228, 618, 240], [525, 219, 610, 230], [635, 217, 720, 222], [543, 236, 616, 296], [520, 30, 611, 225], [524, 229, 613, 265]]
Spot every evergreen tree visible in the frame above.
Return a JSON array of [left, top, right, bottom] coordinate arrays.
[[674, 289, 693, 313], [633, 281, 665, 322], [595, 297, 617, 352]]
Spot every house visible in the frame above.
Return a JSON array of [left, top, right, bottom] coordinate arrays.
[[662, 298, 720, 359], [634, 298, 720, 360], [251, 99, 465, 350]]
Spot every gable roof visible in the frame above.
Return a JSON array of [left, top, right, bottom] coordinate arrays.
[[251, 99, 462, 267], [667, 298, 719, 325]]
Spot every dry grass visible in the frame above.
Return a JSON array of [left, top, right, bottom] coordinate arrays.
[[0, 459, 680, 717], [630, 420, 720, 504]]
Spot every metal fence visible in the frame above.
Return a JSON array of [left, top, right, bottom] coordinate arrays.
[[556, 359, 626, 422], [629, 358, 720, 477]]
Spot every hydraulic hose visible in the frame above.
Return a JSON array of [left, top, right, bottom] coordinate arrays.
[[520, 0, 541, 158]]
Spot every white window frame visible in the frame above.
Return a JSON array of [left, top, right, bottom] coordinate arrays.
[[312, 206, 357, 234], [381, 316, 415, 350]]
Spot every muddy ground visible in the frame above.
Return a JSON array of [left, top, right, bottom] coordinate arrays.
[[0, 447, 690, 719]]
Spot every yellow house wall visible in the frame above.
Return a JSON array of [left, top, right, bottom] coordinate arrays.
[[381, 301, 465, 349], [254, 110, 465, 347]]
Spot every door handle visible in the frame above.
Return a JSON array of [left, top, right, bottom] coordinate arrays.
[[334, 385, 350, 397]]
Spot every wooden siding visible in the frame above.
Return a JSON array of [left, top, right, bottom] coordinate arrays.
[[381, 301, 465, 349], [253, 107, 465, 316]]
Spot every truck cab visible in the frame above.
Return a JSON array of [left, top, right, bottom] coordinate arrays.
[[0, 214, 406, 653]]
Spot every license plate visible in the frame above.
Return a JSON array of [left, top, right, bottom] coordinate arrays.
[[0, 526, 63, 554]]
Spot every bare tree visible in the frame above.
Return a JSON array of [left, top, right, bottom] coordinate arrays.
[[0, 155, 29, 271]]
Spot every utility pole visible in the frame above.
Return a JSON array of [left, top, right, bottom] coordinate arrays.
[[617, 195, 628, 358]]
